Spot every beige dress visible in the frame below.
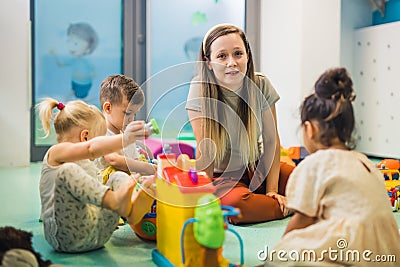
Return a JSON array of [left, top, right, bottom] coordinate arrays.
[[267, 149, 400, 266]]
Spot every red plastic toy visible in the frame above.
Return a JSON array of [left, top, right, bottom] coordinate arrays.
[[387, 187, 399, 212]]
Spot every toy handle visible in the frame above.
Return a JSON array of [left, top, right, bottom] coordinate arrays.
[[221, 206, 245, 266], [221, 205, 240, 218]]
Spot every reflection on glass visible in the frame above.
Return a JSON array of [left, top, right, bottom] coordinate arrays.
[[33, 0, 123, 146], [50, 22, 99, 99], [147, 0, 245, 139]]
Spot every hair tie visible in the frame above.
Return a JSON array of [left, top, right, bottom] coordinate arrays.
[[57, 102, 65, 110]]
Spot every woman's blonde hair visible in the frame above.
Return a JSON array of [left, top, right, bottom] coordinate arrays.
[[36, 98, 106, 142], [199, 24, 260, 170]]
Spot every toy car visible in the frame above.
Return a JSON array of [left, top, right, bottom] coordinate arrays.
[[377, 159, 400, 170], [377, 158, 400, 190], [380, 169, 400, 190], [387, 187, 399, 212]]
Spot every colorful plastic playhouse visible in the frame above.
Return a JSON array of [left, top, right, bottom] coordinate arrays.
[[130, 137, 196, 241], [152, 153, 245, 267]]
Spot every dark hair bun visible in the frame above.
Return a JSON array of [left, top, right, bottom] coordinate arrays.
[[315, 67, 355, 101]]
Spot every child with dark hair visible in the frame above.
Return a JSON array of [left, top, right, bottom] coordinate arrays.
[[266, 68, 400, 266]]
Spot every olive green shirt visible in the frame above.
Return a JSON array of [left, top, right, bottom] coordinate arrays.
[[185, 72, 280, 172]]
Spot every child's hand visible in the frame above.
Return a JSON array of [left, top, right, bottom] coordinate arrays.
[[131, 173, 156, 197], [139, 174, 155, 184], [123, 121, 146, 145]]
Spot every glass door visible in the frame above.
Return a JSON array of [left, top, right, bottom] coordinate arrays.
[[145, 0, 247, 140], [31, 0, 123, 161]]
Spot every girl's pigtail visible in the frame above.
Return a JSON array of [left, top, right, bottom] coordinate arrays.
[[36, 98, 60, 138]]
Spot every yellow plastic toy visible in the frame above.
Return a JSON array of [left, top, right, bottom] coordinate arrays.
[[280, 145, 311, 166], [280, 147, 295, 167], [377, 158, 400, 190], [152, 153, 245, 267]]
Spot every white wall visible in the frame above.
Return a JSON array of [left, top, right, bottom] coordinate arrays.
[[260, 0, 341, 148], [260, 0, 302, 148], [0, 0, 31, 167]]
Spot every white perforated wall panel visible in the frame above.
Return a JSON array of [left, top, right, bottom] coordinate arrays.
[[353, 22, 400, 158]]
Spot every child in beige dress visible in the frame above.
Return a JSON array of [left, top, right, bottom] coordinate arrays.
[[265, 68, 400, 266]]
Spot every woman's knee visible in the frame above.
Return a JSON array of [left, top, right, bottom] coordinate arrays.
[[218, 187, 252, 207], [279, 162, 295, 195], [223, 192, 283, 224], [280, 162, 295, 179]]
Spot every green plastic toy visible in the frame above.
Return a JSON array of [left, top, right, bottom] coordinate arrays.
[[193, 194, 225, 249], [145, 118, 159, 135]]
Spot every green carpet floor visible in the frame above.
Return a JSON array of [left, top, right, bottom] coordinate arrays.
[[0, 163, 399, 266]]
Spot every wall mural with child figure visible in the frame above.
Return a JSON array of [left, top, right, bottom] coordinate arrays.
[[32, 0, 122, 146], [49, 22, 99, 100]]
